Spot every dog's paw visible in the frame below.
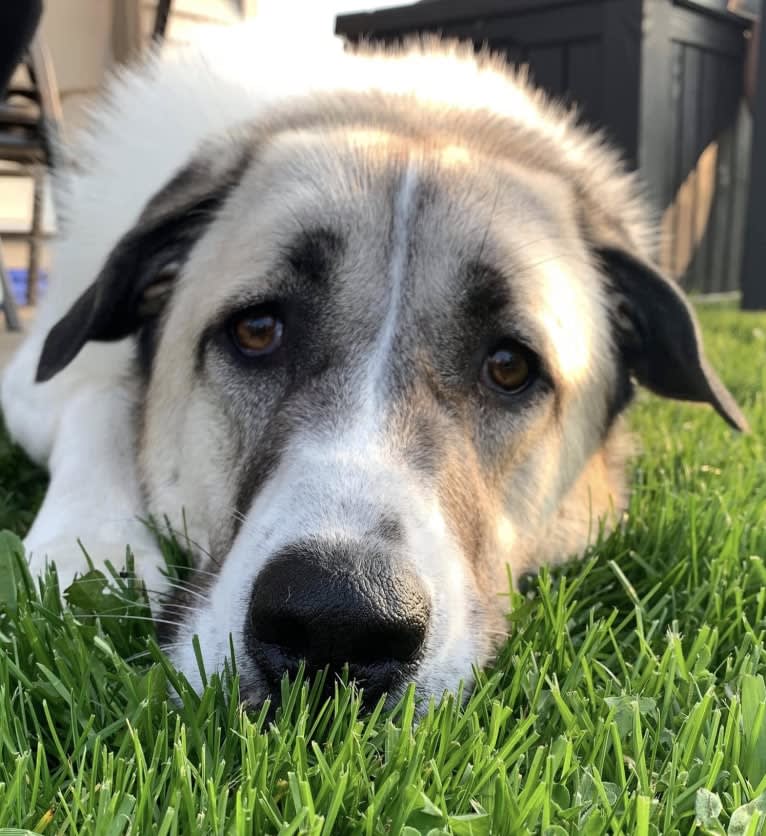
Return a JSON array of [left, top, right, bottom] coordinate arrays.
[[23, 536, 168, 600]]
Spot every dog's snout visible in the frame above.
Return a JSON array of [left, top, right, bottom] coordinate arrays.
[[247, 542, 430, 704]]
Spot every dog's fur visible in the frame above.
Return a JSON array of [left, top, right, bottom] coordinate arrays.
[[1, 26, 747, 706]]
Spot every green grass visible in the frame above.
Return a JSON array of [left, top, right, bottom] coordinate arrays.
[[1, 304, 766, 834]]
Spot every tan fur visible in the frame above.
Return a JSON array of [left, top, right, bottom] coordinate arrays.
[[5, 35, 743, 704], [139, 119, 626, 612]]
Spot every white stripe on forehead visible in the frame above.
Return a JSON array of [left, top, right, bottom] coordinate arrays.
[[362, 159, 420, 419]]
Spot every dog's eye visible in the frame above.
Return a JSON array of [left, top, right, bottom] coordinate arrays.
[[229, 309, 284, 357], [482, 343, 535, 394]]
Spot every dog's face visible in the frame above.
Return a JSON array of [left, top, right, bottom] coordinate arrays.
[[38, 91, 746, 708], [143, 126, 623, 702]]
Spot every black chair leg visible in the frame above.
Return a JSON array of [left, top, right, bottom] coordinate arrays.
[[0, 241, 21, 332]]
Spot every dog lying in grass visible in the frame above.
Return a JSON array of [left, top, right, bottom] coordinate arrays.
[[0, 27, 747, 708]]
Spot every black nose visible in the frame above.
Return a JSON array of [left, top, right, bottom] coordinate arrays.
[[246, 541, 431, 705]]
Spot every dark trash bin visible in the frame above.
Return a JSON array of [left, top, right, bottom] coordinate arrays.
[[337, 0, 755, 294]]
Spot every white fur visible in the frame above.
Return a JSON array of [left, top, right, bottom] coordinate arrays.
[[23, 380, 166, 591], [1, 23, 644, 470], [374, 161, 418, 393], [172, 426, 480, 698], [0, 24, 656, 704]]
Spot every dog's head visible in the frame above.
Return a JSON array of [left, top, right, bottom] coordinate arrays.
[[37, 46, 747, 708]]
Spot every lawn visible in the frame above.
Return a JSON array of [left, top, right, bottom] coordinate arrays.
[[0, 304, 765, 835]]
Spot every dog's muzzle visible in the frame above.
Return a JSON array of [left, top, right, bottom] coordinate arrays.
[[246, 540, 431, 705]]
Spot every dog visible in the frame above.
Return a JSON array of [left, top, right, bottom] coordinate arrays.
[[1, 26, 747, 709]]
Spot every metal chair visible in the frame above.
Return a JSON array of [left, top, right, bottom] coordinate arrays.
[[0, 0, 171, 331], [0, 36, 63, 330]]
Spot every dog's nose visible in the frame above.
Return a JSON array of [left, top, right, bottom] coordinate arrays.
[[246, 542, 430, 705]]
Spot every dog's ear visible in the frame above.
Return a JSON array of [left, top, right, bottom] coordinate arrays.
[[36, 145, 250, 383], [599, 246, 748, 432]]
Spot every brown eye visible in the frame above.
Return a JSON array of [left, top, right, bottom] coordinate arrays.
[[483, 344, 534, 394], [230, 310, 284, 357]]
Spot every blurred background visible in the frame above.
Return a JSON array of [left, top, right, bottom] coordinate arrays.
[[0, 0, 764, 335]]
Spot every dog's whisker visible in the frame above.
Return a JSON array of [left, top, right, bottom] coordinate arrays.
[[156, 638, 187, 649], [227, 507, 265, 540], [476, 181, 501, 265], [54, 574, 154, 583], [154, 581, 212, 603], [53, 576, 210, 608], [145, 590, 203, 607], [229, 508, 249, 527], [162, 562, 220, 579], [502, 233, 572, 259], [73, 613, 182, 629], [152, 522, 221, 566], [161, 590, 210, 606], [123, 650, 155, 663], [153, 606, 200, 618], [515, 250, 600, 276], [52, 579, 179, 612], [53, 576, 161, 597]]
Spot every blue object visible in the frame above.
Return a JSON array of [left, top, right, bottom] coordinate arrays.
[[8, 268, 48, 305]]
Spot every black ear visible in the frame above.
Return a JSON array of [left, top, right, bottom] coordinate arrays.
[[600, 247, 748, 432], [36, 144, 251, 383]]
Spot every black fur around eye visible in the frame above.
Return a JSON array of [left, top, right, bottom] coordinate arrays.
[[228, 308, 284, 358], [481, 342, 537, 394]]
